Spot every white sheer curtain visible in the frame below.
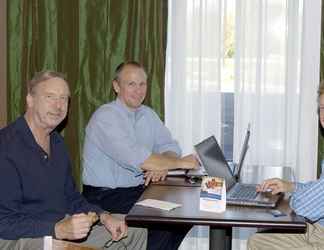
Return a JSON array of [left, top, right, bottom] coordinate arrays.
[[165, 0, 223, 155], [233, 0, 321, 182], [165, 0, 321, 182]]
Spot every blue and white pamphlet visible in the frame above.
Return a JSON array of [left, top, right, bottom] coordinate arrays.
[[200, 176, 226, 212]]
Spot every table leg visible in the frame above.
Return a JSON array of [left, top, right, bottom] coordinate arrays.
[[209, 227, 232, 250]]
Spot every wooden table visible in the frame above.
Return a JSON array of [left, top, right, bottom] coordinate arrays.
[[126, 177, 306, 250]]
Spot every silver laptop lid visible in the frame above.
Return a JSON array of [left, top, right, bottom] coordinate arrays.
[[194, 136, 236, 190], [235, 124, 250, 181]]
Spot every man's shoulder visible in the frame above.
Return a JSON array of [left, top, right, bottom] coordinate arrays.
[[0, 118, 23, 155], [0, 119, 19, 144], [92, 101, 120, 119], [85, 102, 120, 133]]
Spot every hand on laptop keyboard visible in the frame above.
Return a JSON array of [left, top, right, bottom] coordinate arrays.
[[256, 178, 295, 194]]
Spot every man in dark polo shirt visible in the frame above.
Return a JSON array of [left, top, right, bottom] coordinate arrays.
[[0, 71, 147, 249]]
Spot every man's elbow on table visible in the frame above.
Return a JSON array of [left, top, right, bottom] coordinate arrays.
[[140, 153, 199, 171]]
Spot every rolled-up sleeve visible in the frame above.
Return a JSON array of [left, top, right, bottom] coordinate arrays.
[[290, 176, 324, 222]]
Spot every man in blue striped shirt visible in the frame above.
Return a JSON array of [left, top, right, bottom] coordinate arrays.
[[248, 84, 324, 250]]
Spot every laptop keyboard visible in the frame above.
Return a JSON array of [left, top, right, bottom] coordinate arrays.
[[230, 185, 258, 200]]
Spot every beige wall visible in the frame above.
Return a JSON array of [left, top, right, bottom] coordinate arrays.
[[0, 0, 7, 128]]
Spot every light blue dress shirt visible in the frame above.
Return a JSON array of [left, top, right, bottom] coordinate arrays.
[[82, 98, 181, 188], [290, 160, 324, 226]]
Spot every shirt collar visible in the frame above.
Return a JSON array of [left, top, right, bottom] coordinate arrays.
[[115, 98, 145, 121], [14, 116, 60, 150]]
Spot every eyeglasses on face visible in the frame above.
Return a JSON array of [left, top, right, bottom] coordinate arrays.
[[40, 94, 70, 104]]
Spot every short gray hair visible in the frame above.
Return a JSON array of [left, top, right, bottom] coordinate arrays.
[[113, 61, 147, 81], [27, 70, 67, 94]]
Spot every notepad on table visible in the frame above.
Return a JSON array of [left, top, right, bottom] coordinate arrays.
[[136, 199, 181, 211]]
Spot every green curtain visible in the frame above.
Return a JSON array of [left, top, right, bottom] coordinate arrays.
[[7, 0, 168, 189]]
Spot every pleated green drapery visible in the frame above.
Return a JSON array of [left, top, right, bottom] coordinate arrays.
[[7, 0, 168, 189]]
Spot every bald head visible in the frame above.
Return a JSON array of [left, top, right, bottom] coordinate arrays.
[[112, 62, 148, 111], [113, 61, 147, 82]]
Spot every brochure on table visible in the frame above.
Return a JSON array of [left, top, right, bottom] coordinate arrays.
[[200, 176, 226, 213]]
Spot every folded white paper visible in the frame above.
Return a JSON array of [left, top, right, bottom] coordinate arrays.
[[136, 199, 181, 211], [167, 169, 187, 176]]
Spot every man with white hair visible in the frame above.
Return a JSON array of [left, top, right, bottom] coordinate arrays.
[[0, 71, 147, 250]]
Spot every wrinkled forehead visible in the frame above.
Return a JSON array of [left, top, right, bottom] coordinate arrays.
[[34, 77, 71, 95], [118, 65, 147, 82]]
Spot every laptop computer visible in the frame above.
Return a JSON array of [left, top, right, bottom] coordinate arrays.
[[185, 125, 250, 179], [169, 127, 248, 182], [232, 123, 250, 179], [194, 128, 282, 208]]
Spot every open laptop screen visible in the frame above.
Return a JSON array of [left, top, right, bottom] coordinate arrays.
[[194, 136, 236, 189], [235, 124, 250, 180]]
